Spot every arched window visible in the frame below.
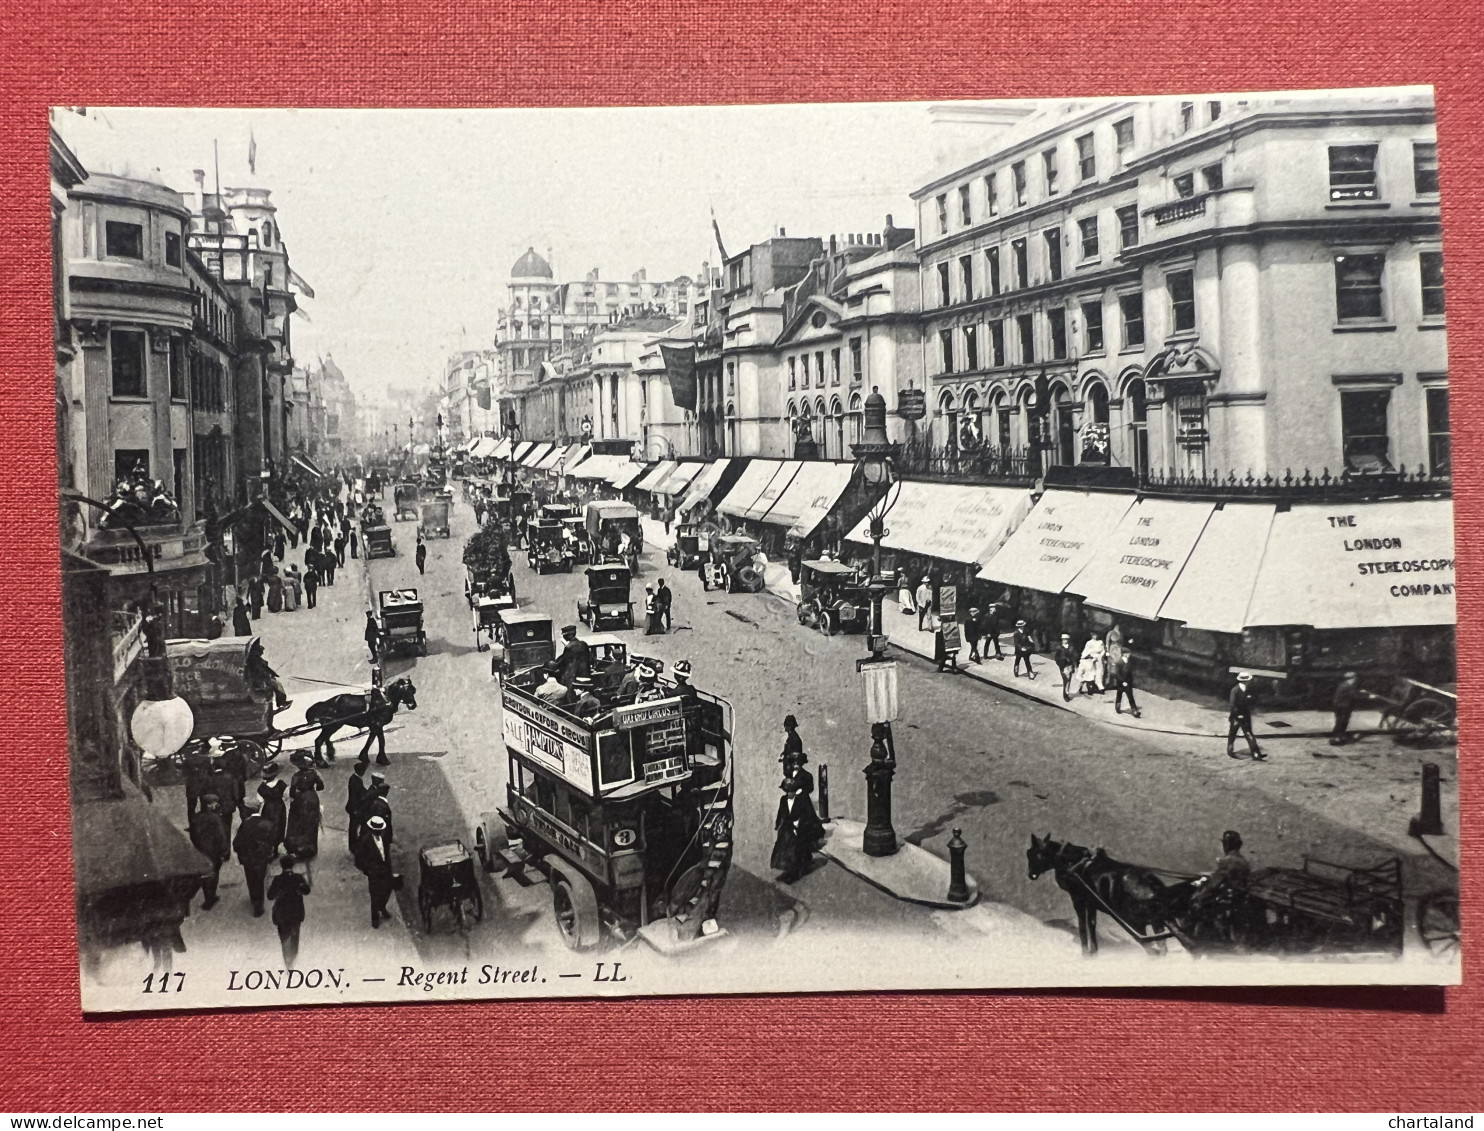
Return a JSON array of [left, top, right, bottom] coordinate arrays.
[[938, 389, 957, 451], [847, 391, 864, 448], [725, 401, 738, 456], [262, 222, 273, 247], [829, 396, 845, 461], [960, 389, 982, 450], [1048, 381, 1075, 466], [1081, 380, 1111, 465]]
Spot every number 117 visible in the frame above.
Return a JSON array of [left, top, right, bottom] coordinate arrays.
[[142, 972, 185, 993]]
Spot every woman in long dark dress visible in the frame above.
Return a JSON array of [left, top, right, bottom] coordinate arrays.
[[771, 772, 825, 883], [643, 586, 662, 635], [256, 762, 289, 853], [284, 753, 324, 861]]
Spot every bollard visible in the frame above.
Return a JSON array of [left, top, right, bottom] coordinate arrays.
[[371, 662, 384, 688], [946, 827, 970, 903], [1409, 762, 1444, 837], [818, 764, 830, 822]]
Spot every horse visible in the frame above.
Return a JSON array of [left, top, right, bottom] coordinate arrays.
[[305, 677, 417, 766], [1026, 833, 1177, 956]]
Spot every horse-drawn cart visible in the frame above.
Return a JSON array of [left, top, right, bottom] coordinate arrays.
[[1028, 834, 1412, 958], [1376, 676, 1457, 747]]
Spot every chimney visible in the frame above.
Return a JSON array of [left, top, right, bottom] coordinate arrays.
[[193, 169, 206, 192], [779, 227, 786, 237], [829, 235, 838, 254], [886, 214, 894, 228]]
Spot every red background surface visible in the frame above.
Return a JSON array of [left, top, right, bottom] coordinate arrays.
[[1, 0, 1480, 1111]]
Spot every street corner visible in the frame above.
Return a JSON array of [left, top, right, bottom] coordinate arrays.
[[820, 818, 979, 911]]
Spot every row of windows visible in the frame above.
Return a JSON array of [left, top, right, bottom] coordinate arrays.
[[103, 220, 183, 269], [190, 352, 230, 413], [932, 126, 1437, 241], [935, 112, 1152, 235], [933, 205, 1143, 306], [935, 246, 1445, 375], [1329, 142, 1438, 202]]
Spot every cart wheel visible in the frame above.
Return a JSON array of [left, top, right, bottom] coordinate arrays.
[[239, 739, 269, 777], [1396, 698, 1456, 747], [1417, 890, 1460, 957], [551, 872, 600, 951], [819, 610, 835, 637]]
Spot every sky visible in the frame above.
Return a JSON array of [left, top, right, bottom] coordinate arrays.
[[60, 102, 1023, 406]]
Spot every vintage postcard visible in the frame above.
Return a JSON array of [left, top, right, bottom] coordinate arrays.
[[52, 89, 1460, 1013]]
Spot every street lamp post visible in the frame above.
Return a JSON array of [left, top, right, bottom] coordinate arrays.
[[851, 387, 901, 857]]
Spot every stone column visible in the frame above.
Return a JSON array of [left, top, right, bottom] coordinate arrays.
[[1214, 241, 1267, 473]]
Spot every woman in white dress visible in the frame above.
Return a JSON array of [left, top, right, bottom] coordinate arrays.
[[1077, 634, 1107, 695]]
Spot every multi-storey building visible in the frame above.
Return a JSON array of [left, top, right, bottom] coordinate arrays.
[[443, 349, 498, 444], [59, 163, 211, 633], [912, 91, 1446, 482]]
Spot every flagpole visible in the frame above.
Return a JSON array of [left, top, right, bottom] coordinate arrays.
[[213, 139, 220, 196]]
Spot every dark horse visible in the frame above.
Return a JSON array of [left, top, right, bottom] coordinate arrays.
[[1027, 833, 1179, 956], [305, 678, 417, 766]]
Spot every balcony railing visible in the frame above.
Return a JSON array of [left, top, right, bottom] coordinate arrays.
[[895, 441, 1040, 485], [1140, 464, 1451, 500], [1151, 194, 1209, 226], [111, 609, 144, 682]]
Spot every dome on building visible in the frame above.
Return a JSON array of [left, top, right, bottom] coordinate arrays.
[[511, 247, 553, 279]]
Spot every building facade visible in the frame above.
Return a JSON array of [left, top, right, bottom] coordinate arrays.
[[912, 92, 1446, 483]]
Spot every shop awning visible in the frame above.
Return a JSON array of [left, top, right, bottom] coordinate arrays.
[[73, 783, 210, 898], [469, 437, 499, 459], [743, 462, 802, 521], [556, 444, 591, 474], [634, 460, 679, 493], [978, 489, 1135, 594], [571, 454, 625, 480], [1243, 498, 1456, 629], [608, 461, 649, 489], [1067, 497, 1215, 620], [257, 498, 298, 536], [844, 481, 1033, 566], [717, 460, 782, 518], [678, 460, 732, 516], [520, 442, 554, 468], [1158, 503, 1276, 633], [491, 437, 513, 460], [511, 441, 534, 463], [535, 446, 565, 471], [657, 461, 705, 497], [761, 461, 853, 535], [291, 453, 325, 479]]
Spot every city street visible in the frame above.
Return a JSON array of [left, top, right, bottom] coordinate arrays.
[[114, 485, 1454, 1001]]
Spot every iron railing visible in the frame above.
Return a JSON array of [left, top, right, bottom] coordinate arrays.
[[1139, 464, 1451, 500], [894, 440, 1041, 485]]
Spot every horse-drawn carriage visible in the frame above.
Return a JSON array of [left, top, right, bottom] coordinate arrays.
[[796, 559, 870, 636], [393, 481, 421, 522], [489, 612, 557, 682], [417, 840, 483, 932], [420, 498, 451, 539], [526, 518, 575, 574], [165, 638, 418, 769], [1027, 834, 1428, 959], [164, 637, 288, 771], [377, 589, 428, 657], [577, 565, 635, 632], [707, 534, 766, 593], [666, 523, 708, 571]]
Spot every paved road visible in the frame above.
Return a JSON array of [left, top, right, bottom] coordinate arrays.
[[133, 485, 1451, 1003]]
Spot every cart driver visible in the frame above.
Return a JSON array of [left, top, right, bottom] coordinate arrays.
[[247, 640, 292, 712], [1193, 830, 1251, 911]]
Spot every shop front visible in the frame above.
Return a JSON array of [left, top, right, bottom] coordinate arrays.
[[716, 459, 785, 531]]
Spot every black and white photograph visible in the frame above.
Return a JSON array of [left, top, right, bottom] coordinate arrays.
[[51, 88, 1460, 1014]]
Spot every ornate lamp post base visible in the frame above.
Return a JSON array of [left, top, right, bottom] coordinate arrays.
[[862, 721, 898, 857]]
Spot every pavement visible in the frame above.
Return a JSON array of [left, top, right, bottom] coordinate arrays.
[[639, 515, 1460, 863]]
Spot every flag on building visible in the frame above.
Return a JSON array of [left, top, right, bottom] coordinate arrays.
[[248, 128, 257, 175], [661, 342, 697, 412]]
